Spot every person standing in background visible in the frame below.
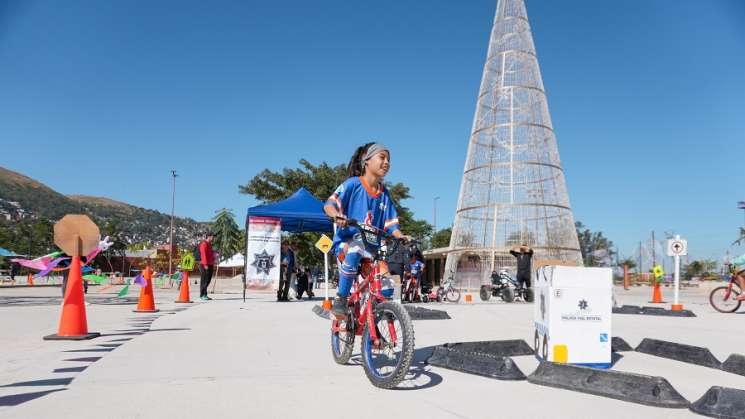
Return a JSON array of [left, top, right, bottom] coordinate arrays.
[[277, 241, 295, 301], [199, 232, 216, 301]]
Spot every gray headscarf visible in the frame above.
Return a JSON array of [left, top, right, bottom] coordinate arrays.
[[361, 143, 389, 171]]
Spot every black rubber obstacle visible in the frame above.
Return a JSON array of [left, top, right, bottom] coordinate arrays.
[[635, 338, 722, 369], [527, 362, 689, 408], [721, 354, 745, 377], [611, 337, 633, 352], [613, 305, 696, 317], [311, 305, 330, 319], [403, 305, 451, 320], [427, 345, 526, 380], [690, 386, 745, 419], [440, 339, 534, 357]]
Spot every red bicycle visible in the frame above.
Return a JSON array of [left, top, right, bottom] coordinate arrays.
[[709, 266, 743, 313], [330, 219, 415, 389]]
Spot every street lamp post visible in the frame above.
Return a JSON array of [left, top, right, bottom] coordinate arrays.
[[433, 196, 440, 234], [169, 170, 178, 277]]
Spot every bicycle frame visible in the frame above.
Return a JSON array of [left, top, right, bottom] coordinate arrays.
[[723, 272, 743, 299], [331, 219, 403, 348]]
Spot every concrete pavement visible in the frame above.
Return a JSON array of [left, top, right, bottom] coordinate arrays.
[[1, 282, 744, 418]]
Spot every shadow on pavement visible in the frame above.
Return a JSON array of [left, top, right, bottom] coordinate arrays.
[[53, 366, 88, 373], [63, 357, 101, 362], [1, 378, 73, 388], [397, 346, 443, 390], [0, 389, 66, 406]]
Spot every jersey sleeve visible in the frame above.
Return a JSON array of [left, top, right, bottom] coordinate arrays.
[[326, 178, 354, 215], [382, 190, 400, 234]]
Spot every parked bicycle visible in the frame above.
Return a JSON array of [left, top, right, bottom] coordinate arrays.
[[436, 276, 461, 303], [709, 266, 744, 313], [330, 218, 415, 389]]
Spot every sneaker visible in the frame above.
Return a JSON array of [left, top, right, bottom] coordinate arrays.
[[205, 296, 213, 300], [200, 296, 209, 301], [331, 296, 348, 319]]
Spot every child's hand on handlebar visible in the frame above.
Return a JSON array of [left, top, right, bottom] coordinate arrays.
[[333, 215, 348, 228]]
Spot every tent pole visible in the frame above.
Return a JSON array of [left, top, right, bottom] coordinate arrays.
[[324, 252, 329, 302]]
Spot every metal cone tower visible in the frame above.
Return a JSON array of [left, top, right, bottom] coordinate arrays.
[[445, 0, 582, 287]]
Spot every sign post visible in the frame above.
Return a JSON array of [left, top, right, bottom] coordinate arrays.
[[315, 234, 333, 311], [666, 235, 687, 311]]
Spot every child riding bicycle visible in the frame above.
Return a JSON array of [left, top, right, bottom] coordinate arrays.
[[323, 143, 411, 317], [403, 255, 425, 302]]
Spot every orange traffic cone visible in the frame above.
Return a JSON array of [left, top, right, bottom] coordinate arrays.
[[133, 266, 159, 313], [175, 271, 193, 303], [322, 299, 332, 311], [27, 273, 34, 286], [651, 283, 663, 303], [44, 256, 100, 340]]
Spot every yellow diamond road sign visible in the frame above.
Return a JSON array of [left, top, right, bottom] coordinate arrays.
[[180, 254, 195, 271], [315, 234, 333, 254]]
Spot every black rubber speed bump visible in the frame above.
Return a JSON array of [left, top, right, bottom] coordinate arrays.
[[527, 362, 689, 408], [613, 305, 642, 314], [612, 337, 633, 352], [441, 339, 534, 357], [613, 305, 696, 317], [690, 386, 745, 418], [403, 305, 451, 320], [311, 305, 330, 319], [722, 354, 745, 377], [427, 345, 526, 380], [635, 338, 721, 369]]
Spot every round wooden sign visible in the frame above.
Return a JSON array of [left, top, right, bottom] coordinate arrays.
[[54, 215, 100, 256]]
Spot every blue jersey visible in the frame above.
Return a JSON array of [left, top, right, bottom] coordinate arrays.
[[407, 260, 424, 277], [326, 177, 400, 250]]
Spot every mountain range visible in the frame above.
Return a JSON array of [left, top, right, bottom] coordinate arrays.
[[0, 166, 205, 247]]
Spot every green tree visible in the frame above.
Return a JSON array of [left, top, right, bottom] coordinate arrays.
[[211, 208, 241, 262], [431, 228, 452, 249], [575, 221, 615, 267], [239, 159, 432, 268], [684, 260, 705, 279]]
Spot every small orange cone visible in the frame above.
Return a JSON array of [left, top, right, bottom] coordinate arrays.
[[651, 283, 663, 303], [27, 273, 34, 286], [134, 266, 159, 313], [465, 294, 473, 302], [322, 299, 332, 310], [44, 256, 100, 340], [175, 271, 193, 303], [671, 304, 683, 311]]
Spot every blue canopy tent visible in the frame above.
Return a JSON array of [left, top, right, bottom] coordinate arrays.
[[246, 187, 333, 233], [242, 188, 333, 301]]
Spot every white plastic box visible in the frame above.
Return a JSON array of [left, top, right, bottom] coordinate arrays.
[[533, 265, 612, 368]]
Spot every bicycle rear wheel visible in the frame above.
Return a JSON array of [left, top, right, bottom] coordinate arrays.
[[331, 315, 354, 364], [709, 286, 741, 313], [361, 301, 415, 389]]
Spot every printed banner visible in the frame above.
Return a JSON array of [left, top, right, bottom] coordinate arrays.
[[246, 216, 282, 290]]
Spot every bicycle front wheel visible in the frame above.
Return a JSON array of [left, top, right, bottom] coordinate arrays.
[[361, 301, 415, 389], [710, 286, 741, 313]]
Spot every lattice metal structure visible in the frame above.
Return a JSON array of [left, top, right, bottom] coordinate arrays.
[[445, 0, 582, 289]]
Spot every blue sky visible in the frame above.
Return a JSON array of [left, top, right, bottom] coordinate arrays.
[[1, 0, 744, 262]]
